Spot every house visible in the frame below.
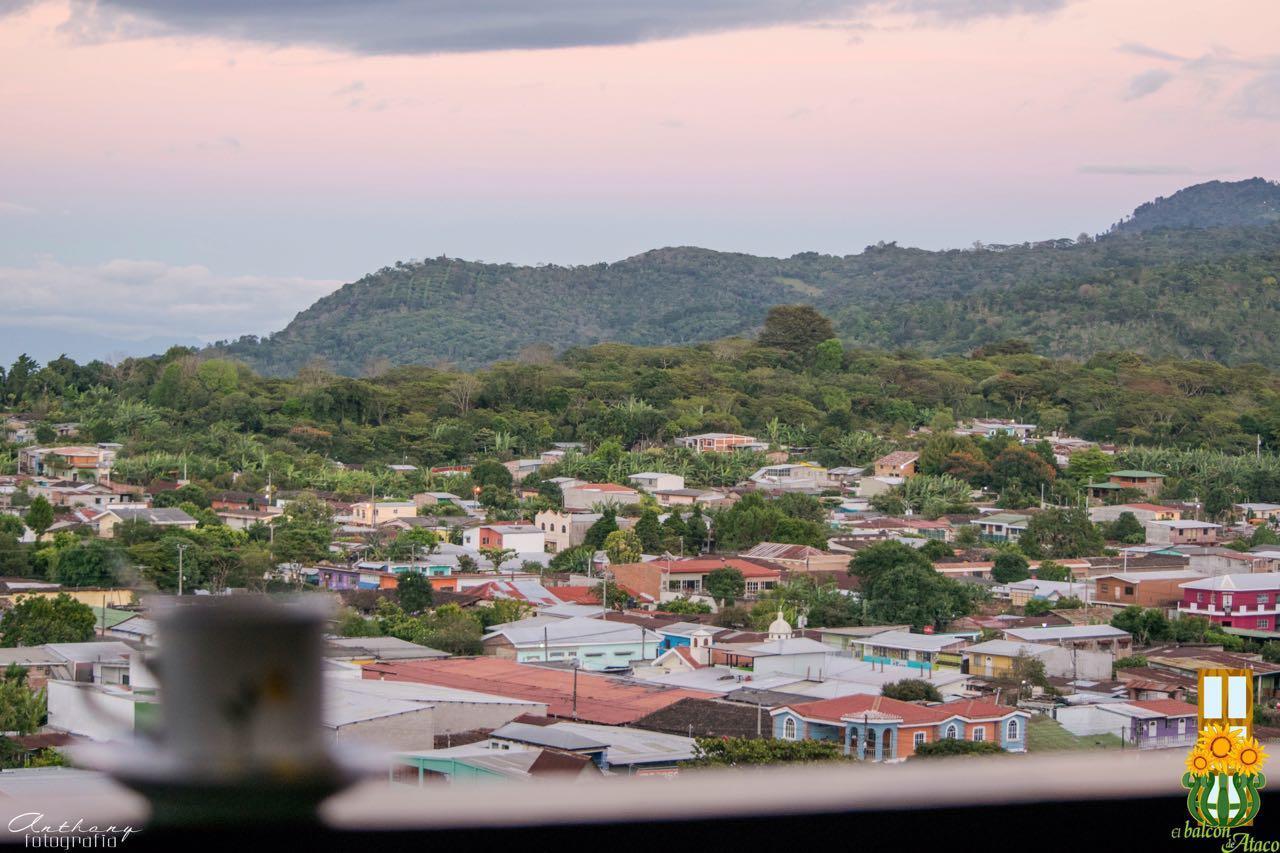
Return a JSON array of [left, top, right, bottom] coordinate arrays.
[[1006, 579, 1089, 607], [1142, 646, 1280, 699], [652, 488, 726, 508], [872, 452, 919, 479], [17, 445, 116, 481], [95, 507, 198, 539], [324, 637, 451, 663], [481, 616, 664, 670], [749, 463, 830, 493], [462, 523, 546, 554], [737, 543, 851, 573], [1088, 470, 1166, 500], [1092, 571, 1202, 609], [674, 433, 767, 453], [28, 480, 141, 509], [1177, 573, 1280, 632], [609, 557, 781, 604], [1114, 666, 1196, 702], [393, 742, 601, 783], [957, 419, 1037, 439], [961, 639, 1110, 680], [535, 509, 604, 554], [502, 459, 545, 482], [976, 512, 1031, 543], [811, 625, 911, 653], [629, 472, 685, 493], [1055, 700, 1197, 749], [1088, 503, 1181, 525], [770, 695, 1028, 761], [1144, 519, 1221, 546], [351, 501, 416, 526], [1237, 503, 1280, 524], [489, 720, 696, 774], [1002, 624, 1133, 656], [215, 508, 283, 531], [560, 482, 642, 511], [843, 630, 969, 672]]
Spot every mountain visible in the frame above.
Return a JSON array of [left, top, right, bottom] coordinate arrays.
[[216, 179, 1280, 375], [1109, 177, 1280, 234]]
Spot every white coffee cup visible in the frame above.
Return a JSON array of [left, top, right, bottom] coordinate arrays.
[[152, 595, 334, 778]]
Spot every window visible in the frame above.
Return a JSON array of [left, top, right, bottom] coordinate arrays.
[[1261, 619, 1271, 630], [1261, 594, 1271, 605], [1007, 719, 1020, 741], [972, 728, 985, 742], [1124, 586, 1134, 595], [783, 717, 797, 740], [913, 732, 927, 747], [944, 724, 958, 740]]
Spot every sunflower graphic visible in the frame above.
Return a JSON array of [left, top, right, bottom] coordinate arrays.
[[1231, 736, 1268, 777], [1201, 724, 1239, 773], [1186, 744, 1214, 777]]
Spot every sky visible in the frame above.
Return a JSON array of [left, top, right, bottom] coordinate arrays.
[[0, 0, 1278, 363]]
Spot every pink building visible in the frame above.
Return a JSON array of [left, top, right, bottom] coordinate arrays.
[[1178, 574, 1280, 632]]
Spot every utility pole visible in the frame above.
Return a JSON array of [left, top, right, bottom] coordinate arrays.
[[176, 542, 189, 597]]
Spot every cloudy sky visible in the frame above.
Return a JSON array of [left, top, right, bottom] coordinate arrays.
[[1, 0, 1278, 362]]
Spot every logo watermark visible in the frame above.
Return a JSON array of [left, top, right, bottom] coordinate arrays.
[[7, 813, 139, 848]]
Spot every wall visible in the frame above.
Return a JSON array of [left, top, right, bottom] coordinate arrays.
[[46, 681, 145, 741], [331, 708, 436, 751], [430, 700, 547, 735]]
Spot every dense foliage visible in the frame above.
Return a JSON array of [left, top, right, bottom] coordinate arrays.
[[205, 181, 1280, 372]]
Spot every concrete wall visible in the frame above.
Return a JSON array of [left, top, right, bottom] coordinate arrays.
[[431, 700, 547, 735], [46, 681, 142, 741], [331, 708, 436, 751]]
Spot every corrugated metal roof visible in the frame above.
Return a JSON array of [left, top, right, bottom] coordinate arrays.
[[364, 658, 712, 725]]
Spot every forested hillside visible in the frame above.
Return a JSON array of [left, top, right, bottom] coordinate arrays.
[[211, 179, 1280, 374]]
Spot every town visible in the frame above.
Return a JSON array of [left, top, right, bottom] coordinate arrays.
[[1, 338, 1278, 792]]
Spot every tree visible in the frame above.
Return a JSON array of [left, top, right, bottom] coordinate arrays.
[[0, 665, 45, 736], [1110, 606, 1170, 646], [757, 305, 837, 356], [705, 567, 746, 606], [1035, 560, 1070, 582], [471, 459, 513, 490], [1019, 507, 1104, 558], [0, 594, 95, 646], [634, 508, 663, 553], [479, 547, 518, 573], [660, 598, 712, 615], [603, 529, 642, 565], [24, 498, 53, 542], [991, 551, 1030, 583], [881, 679, 943, 702], [396, 573, 434, 614], [49, 539, 121, 588], [850, 542, 978, 629], [583, 509, 619, 550], [918, 539, 955, 562], [1106, 512, 1146, 545], [813, 338, 844, 373]]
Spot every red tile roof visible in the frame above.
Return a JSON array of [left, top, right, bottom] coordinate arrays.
[[362, 658, 712, 725], [550, 586, 602, 605]]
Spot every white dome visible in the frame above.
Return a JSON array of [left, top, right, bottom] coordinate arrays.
[[767, 610, 792, 639]]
